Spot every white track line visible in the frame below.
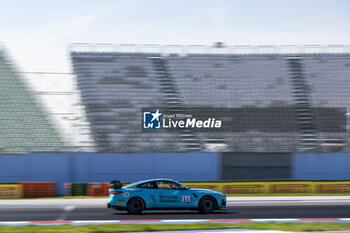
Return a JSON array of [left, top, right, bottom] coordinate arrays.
[[56, 205, 75, 221], [250, 219, 298, 222]]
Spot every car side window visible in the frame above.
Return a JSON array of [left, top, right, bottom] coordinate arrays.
[[137, 182, 158, 189], [156, 181, 181, 189], [170, 182, 181, 189]]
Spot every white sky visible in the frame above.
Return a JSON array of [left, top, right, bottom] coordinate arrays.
[[0, 0, 349, 73]]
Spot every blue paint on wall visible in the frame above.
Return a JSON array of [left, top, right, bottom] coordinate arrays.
[[292, 153, 350, 180], [0, 152, 220, 195]]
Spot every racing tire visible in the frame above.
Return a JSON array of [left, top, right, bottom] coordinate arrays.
[[198, 196, 216, 213], [127, 197, 145, 214]]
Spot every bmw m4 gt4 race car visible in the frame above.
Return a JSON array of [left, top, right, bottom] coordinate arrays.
[[107, 178, 226, 214]]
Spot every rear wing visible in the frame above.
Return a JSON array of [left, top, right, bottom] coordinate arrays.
[[110, 180, 122, 189]]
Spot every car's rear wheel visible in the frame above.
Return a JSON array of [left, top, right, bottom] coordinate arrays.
[[127, 197, 144, 214], [198, 196, 216, 213]]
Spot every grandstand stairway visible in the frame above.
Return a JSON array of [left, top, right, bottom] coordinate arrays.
[[286, 57, 318, 151], [149, 57, 202, 151]]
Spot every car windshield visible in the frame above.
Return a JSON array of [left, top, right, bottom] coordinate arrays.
[[182, 184, 189, 189], [177, 182, 189, 189]]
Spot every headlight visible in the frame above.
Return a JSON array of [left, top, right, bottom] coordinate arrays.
[[215, 193, 225, 198]]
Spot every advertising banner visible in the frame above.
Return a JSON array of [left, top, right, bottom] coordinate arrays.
[[268, 182, 313, 193], [0, 184, 22, 198], [314, 182, 350, 193], [222, 182, 268, 194], [84, 181, 350, 195]]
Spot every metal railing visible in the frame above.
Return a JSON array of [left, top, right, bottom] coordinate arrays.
[[70, 43, 350, 55]]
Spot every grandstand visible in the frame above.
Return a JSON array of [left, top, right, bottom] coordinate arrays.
[[71, 45, 349, 153], [0, 48, 68, 154], [71, 52, 187, 152]]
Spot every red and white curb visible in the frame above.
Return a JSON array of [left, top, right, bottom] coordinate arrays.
[[0, 218, 350, 226]]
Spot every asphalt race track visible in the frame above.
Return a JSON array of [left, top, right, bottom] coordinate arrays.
[[0, 202, 349, 222]]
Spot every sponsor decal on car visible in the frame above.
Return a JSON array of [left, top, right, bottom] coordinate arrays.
[[159, 195, 179, 203], [122, 192, 130, 198], [182, 195, 191, 203], [150, 195, 157, 203]]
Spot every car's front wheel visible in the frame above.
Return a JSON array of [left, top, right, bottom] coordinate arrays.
[[127, 197, 145, 214], [198, 196, 217, 213]]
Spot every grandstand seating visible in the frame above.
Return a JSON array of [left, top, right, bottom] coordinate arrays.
[[71, 51, 349, 152], [72, 52, 186, 152], [303, 55, 350, 146], [168, 54, 294, 108], [0, 50, 67, 154]]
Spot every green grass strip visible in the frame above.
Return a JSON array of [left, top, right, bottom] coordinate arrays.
[[1, 222, 350, 233]]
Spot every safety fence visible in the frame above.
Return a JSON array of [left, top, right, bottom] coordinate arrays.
[[66, 181, 350, 196], [1, 181, 350, 198]]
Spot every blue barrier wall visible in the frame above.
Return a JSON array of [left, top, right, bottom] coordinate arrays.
[[3, 152, 350, 196], [292, 153, 350, 179], [0, 152, 220, 195]]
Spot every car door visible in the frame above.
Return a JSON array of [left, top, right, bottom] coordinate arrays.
[[154, 181, 195, 208], [136, 181, 158, 208], [155, 181, 181, 208], [173, 182, 195, 208]]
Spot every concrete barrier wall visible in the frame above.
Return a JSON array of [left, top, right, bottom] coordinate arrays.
[[221, 153, 292, 180], [0, 152, 220, 195], [292, 153, 350, 179], [2, 152, 350, 196]]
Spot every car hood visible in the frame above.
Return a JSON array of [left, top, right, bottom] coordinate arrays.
[[188, 188, 225, 195]]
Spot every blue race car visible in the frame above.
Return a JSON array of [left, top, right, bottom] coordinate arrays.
[[107, 178, 226, 214]]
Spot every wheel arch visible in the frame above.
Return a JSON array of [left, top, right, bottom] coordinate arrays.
[[199, 195, 218, 208], [127, 196, 147, 209]]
